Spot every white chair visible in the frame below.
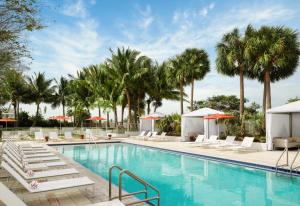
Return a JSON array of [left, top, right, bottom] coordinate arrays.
[[49, 132, 59, 141], [209, 136, 236, 148], [228, 137, 255, 151], [34, 132, 44, 141], [194, 135, 218, 147], [64, 131, 73, 141], [1, 161, 95, 193], [6, 142, 54, 157], [0, 182, 27, 206], [3, 155, 79, 180], [187, 135, 205, 144]]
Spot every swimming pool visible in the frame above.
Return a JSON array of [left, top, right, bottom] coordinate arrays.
[[55, 143, 300, 206]]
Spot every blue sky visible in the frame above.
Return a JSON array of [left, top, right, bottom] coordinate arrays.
[[23, 0, 300, 117]]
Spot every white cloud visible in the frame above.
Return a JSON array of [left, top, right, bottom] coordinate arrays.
[[62, 0, 87, 18], [137, 5, 154, 29], [199, 3, 215, 17]]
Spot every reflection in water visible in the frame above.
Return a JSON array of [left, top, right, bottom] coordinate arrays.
[[55, 143, 300, 206]]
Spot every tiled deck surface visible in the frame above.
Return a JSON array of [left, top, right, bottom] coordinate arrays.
[[1, 138, 300, 206]]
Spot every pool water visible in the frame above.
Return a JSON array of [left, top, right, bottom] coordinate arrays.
[[55, 143, 300, 206]]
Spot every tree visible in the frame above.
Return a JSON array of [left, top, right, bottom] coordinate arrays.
[[52, 77, 69, 119], [106, 47, 151, 131], [181, 48, 210, 111], [245, 25, 300, 112], [0, 0, 43, 70], [287, 96, 300, 103], [216, 28, 247, 119], [1, 69, 28, 123], [27, 72, 55, 126], [146, 62, 180, 112], [167, 55, 189, 114]]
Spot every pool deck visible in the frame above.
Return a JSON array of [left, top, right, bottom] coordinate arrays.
[[1, 138, 300, 206]]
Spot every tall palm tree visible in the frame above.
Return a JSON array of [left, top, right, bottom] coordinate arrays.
[[167, 55, 189, 114], [146, 62, 180, 112], [2, 69, 28, 123], [181, 48, 210, 111], [27, 72, 55, 125], [106, 47, 151, 131], [245, 25, 300, 111], [51, 77, 69, 118], [216, 28, 247, 119]]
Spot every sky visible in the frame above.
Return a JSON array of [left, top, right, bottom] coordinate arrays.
[[20, 0, 300, 118]]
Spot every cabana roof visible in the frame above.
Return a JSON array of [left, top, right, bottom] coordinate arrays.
[[182, 108, 223, 117], [267, 101, 300, 114]]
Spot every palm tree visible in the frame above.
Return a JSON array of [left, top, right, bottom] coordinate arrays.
[[245, 25, 300, 111], [216, 28, 247, 119], [181, 48, 210, 111], [2, 69, 28, 123], [51, 77, 69, 119], [27, 72, 55, 125], [167, 55, 189, 114], [146, 62, 180, 112], [106, 47, 151, 131]]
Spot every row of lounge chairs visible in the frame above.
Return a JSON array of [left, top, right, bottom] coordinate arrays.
[[188, 135, 255, 151], [0, 140, 95, 204], [34, 131, 74, 141], [133, 131, 169, 141]]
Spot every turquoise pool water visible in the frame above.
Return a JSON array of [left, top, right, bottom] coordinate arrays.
[[55, 143, 300, 206]]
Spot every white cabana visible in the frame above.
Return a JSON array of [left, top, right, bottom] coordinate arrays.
[[266, 100, 300, 150], [140, 112, 165, 132], [181, 108, 224, 141]]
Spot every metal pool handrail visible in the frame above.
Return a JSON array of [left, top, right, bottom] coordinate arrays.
[[109, 165, 160, 206]]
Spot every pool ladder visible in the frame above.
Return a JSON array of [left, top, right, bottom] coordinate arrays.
[[276, 146, 300, 175], [109, 165, 160, 206]]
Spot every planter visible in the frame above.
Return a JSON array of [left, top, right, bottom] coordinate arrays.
[[45, 136, 49, 142], [80, 134, 84, 139], [107, 134, 112, 140]]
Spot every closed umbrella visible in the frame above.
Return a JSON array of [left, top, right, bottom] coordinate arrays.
[[0, 118, 17, 130]]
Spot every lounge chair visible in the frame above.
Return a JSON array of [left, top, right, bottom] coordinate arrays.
[[0, 182, 27, 206], [209, 136, 236, 148], [193, 135, 219, 147], [147, 132, 158, 141], [3, 149, 66, 170], [7, 142, 53, 156], [187, 135, 205, 144], [34, 132, 44, 141], [227, 137, 255, 151], [1, 161, 94, 193], [49, 132, 60, 141], [3, 155, 79, 180], [64, 131, 73, 141]]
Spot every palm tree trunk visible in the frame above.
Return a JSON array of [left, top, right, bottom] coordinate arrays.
[[62, 103, 65, 125], [190, 78, 194, 111], [126, 90, 131, 131], [114, 106, 118, 127], [106, 112, 110, 128], [263, 81, 266, 114], [147, 101, 151, 114], [98, 105, 102, 127], [239, 69, 244, 118], [154, 105, 158, 112], [137, 97, 141, 118], [13, 101, 17, 127], [16, 100, 20, 127], [180, 79, 184, 115], [34, 103, 40, 126], [121, 105, 124, 126], [264, 70, 271, 110]]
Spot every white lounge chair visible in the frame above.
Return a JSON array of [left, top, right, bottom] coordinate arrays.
[[209, 136, 236, 148], [49, 132, 60, 141], [1, 161, 94, 193], [194, 135, 219, 147], [0, 182, 27, 206], [7, 142, 54, 156], [64, 131, 73, 141], [138, 131, 146, 137], [3, 155, 79, 180], [187, 135, 205, 144], [34, 132, 44, 141], [228, 137, 254, 151], [4, 149, 66, 170]]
